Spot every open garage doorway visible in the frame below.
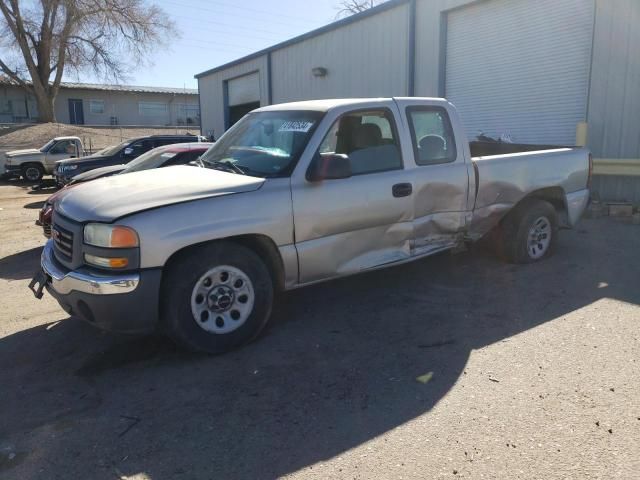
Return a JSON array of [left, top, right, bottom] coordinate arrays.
[[228, 101, 261, 126], [225, 72, 261, 129]]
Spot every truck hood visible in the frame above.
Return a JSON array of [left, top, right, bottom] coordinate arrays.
[[6, 148, 41, 158], [56, 153, 105, 165], [56, 166, 266, 222]]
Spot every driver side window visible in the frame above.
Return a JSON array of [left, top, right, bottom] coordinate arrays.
[[50, 140, 75, 154], [318, 109, 402, 175]]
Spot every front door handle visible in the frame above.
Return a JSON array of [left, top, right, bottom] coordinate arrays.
[[392, 183, 412, 198]]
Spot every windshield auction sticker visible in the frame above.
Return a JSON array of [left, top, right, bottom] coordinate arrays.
[[279, 121, 314, 133]]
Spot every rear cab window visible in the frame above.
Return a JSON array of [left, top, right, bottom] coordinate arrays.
[[406, 107, 457, 166]]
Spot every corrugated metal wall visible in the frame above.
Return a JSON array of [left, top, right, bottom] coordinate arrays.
[[587, 0, 640, 159], [197, 56, 268, 139], [270, 3, 409, 103], [586, 0, 640, 203], [413, 0, 468, 97], [445, 0, 594, 145]]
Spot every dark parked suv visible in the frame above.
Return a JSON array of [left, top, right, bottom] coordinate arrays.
[[54, 134, 203, 185]]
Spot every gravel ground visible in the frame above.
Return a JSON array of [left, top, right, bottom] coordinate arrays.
[[0, 180, 639, 480]]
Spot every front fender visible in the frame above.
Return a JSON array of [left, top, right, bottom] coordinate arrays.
[[6, 154, 44, 165], [117, 179, 295, 270]]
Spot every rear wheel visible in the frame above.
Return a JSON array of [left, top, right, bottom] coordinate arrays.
[[21, 163, 44, 182], [500, 199, 558, 264], [161, 242, 274, 354]]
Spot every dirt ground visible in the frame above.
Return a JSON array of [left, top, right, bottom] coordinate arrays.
[[0, 123, 200, 152], [0, 179, 639, 480]]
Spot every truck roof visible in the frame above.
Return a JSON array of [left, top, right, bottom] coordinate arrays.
[[52, 136, 81, 141], [256, 97, 449, 112]]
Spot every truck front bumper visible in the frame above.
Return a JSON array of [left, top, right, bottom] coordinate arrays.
[[4, 165, 21, 176], [31, 240, 161, 334]]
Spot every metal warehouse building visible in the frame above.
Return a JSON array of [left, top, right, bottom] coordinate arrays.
[[196, 0, 640, 203]]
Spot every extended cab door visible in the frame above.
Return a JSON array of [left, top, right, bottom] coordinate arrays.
[[394, 99, 472, 255], [291, 103, 413, 284], [44, 139, 80, 171]]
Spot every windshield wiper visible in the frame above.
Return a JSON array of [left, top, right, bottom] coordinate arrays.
[[209, 160, 248, 175]]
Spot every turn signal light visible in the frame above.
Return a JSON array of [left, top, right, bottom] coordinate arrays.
[[84, 254, 129, 269], [111, 227, 139, 248]]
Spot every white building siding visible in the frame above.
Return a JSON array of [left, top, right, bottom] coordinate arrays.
[[444, 0, 595, 145], [271, 3, 409, 103], [54, 89, 199, 126], [0, 84, 199, 126]]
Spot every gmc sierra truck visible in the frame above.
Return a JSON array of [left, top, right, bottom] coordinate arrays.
[[3, 137, 84, 181], [30, 98, 591, 354]]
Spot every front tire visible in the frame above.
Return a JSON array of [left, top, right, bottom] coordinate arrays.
[[500, 199, 558, 264], [21, 163, 44, 182], [161, 242, 274, 354]]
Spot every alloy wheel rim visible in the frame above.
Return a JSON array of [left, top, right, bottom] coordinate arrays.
[[190, 265, 255, 334], [527, 216, 551, 259]]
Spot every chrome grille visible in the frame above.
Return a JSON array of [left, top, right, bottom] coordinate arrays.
[[52, 224, 74, 260]]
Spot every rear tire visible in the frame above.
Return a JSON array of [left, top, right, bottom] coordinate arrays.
[[161, 241, 274, 354], [500, 199, 558, 264], [21, 163, 44, 182]]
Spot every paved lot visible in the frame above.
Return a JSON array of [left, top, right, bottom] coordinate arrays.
[[0, 179, 639, 480]]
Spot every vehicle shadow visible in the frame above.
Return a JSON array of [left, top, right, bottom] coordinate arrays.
[[0, 177, 57, 194], [23, 200, 46, 209], [0, 246, 42, 280], [0, 219, 638, 479]]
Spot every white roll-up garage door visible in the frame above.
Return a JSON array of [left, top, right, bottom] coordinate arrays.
[[227, 72, 261, 106], [445, 0, 594, 145]]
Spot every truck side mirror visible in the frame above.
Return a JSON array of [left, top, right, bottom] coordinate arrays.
[[307, 153, 352, 182]]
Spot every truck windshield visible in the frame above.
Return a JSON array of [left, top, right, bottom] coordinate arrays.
[[98, 141, 130, 157], [199, 110, 323, 177], [40, 140, 56, 152]]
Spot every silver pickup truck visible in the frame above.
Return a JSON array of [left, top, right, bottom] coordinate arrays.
[[30, 98, 591, 353]]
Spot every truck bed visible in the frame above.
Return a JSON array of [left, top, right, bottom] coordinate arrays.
[[469, 146, 591, 239]]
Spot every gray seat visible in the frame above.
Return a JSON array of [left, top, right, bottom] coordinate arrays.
[[349, 123, 401, 174]]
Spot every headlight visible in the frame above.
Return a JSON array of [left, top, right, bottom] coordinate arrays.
[[84, 224, 139, 248]]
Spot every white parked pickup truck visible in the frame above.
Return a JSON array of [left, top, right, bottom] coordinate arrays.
[[30, 98, 591, 354], [3, 136, 84, 181]]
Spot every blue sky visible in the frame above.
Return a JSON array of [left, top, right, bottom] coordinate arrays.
[[121, 0, 341, 89]]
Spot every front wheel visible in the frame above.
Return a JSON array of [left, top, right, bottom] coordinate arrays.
[[161, 242, 274, 354], [500, 199, 558, 264], [22, 164, 44, 182]]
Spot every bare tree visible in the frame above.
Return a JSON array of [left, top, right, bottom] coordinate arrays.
[[335, 0, 382, 18], [0, 0, 175, 122]]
